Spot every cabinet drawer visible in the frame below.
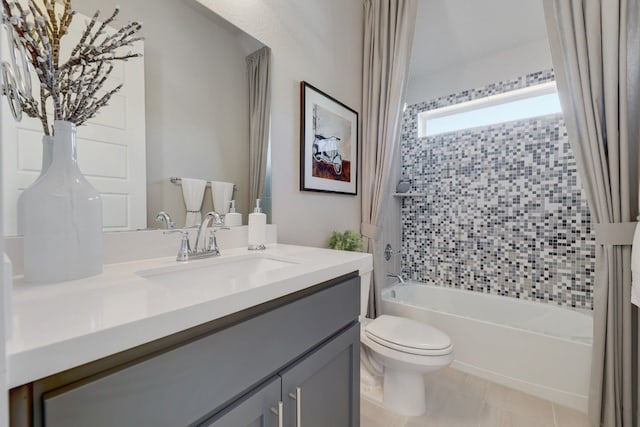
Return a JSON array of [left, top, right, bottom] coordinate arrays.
[[42, 275, 360, 427]]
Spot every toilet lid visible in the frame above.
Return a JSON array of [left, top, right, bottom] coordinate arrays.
[[365, 315, 452, 354]]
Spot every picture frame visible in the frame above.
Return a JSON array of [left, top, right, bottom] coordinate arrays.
[[300, 81, 358, 195]]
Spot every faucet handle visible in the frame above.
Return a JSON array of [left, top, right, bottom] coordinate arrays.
[[164, 230, 191, 261], [206, 227, 230, 253]]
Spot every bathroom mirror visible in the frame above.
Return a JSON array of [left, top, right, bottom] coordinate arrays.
[[0, 0, 271, 236]]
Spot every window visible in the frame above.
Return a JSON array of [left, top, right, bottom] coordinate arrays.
[[418, 82, 562, 137]]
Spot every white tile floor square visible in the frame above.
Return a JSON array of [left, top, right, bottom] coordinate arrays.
[[360, 368, 590, 427]]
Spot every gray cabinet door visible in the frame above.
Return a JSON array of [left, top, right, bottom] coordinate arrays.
[[200, 377, 281, 427], [281, 324, 360, 427]]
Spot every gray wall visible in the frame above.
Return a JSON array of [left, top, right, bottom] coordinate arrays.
[[75, 0, 254, 228], [400, 70, 596, 309], [198, 0, 364, 247], [407, 39, 553, 105]]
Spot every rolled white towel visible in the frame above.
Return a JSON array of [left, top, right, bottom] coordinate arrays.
[[210, 181, 234, 215], [631, 223, 640, 307], [181, 178, 207, 227]]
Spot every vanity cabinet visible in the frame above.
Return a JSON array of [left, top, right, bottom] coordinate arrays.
[[203, 324, 359, 427], [201, 377, 281, 427], [280, 324, 359, 427], [9, 273, 361, 427]]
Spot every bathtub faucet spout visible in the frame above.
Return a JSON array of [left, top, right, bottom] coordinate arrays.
[[386, 273, 405, 284]]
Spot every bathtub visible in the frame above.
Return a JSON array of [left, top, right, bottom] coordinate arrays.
[[381, 282, 593, 413]]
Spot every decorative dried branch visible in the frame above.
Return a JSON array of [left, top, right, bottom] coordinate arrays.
[[1, 0, 142, 134]]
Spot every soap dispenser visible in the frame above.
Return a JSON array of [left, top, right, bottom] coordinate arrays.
[[248, 199, 266, 250], [224, 200, 242, 226]]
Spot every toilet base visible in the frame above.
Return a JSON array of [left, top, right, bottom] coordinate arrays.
[[382, 367, 426, 416], [360, 366, 384, 404]]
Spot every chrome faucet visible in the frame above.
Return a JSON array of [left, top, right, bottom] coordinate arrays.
[[164, 211, 229, 262], [194, 211, 224, 253], [386, 273, 405, 284], [155, 211, 175, 229]]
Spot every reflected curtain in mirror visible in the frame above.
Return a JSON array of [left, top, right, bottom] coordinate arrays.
[[247, 47, 272, 204]]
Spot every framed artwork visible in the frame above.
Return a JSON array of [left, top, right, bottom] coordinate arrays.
[[300, 81, 358, 195]]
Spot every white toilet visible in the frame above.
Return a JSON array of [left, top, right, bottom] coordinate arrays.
[[359, 272, 454, 416]]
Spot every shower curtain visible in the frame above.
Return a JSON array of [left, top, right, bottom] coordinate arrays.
[[543, 0, 640, 425], [361, 0, 417, 317]]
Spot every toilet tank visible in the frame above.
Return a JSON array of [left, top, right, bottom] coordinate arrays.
[[360, 271, 372, 321]]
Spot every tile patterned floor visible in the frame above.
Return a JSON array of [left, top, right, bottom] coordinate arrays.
[[361, 368, 591, 427]]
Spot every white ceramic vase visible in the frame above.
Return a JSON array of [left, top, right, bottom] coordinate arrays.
[[16, 134, 53, 235], [23, 120, 103, 283]]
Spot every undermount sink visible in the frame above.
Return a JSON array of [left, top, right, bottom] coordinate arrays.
[[137, 254, 300, 288]]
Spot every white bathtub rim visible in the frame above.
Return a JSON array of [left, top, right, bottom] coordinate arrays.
[[382, 283, 593, 346], [384, 296, 593, 347], [383, 281, 593, 317]]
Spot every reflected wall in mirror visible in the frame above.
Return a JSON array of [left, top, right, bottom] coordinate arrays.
[[1, 0, 271, 236]]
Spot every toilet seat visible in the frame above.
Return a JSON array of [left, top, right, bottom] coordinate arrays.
[[365, 315, 453, 356], [361, 330, 454, 370]]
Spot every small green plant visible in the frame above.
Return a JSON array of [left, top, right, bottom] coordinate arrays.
[[328, 230, 363, 252]]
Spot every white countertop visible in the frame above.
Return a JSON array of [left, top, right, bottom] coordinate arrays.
[[8, 244, 372, 387]]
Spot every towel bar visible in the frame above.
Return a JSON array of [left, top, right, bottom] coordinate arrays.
[[170, 177, 237, 191]]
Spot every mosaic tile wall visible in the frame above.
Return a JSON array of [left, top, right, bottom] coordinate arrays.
[[400, 70, 596, 309]]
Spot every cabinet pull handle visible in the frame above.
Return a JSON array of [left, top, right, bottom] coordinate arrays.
[[270, 401, 283, 427], [288, 387, 302, 427]]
